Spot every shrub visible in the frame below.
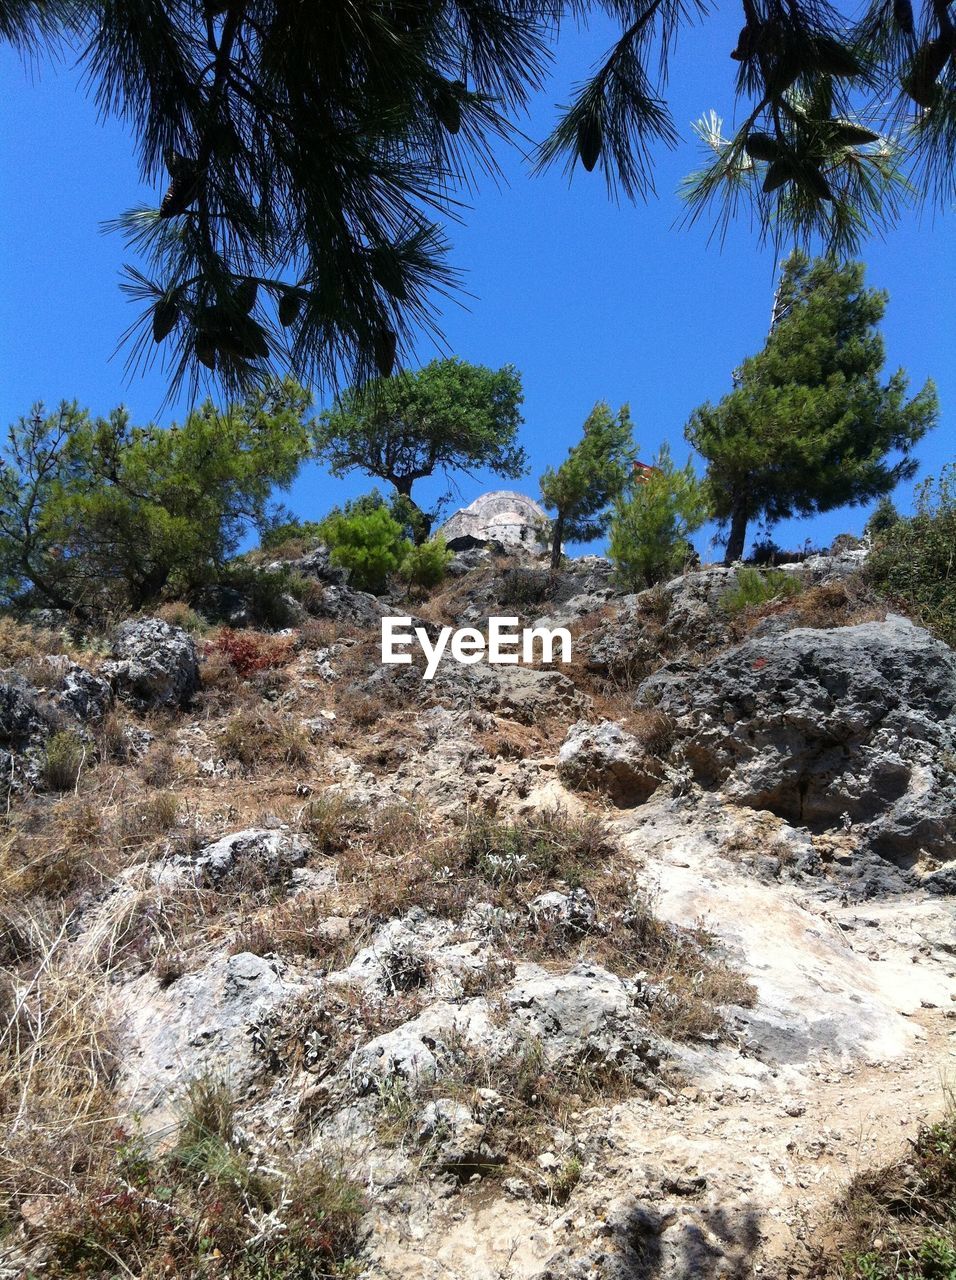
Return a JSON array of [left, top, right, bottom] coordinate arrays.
[[155, 600, 207, 634], [36, 1081, 365, 1279], [720, 567, 802, 613], [206, 626, 296, 677], [867, 466, 956, 647], [400, 536, 452, 589], [460, 808, 613, 888], [608, 444, 709, 589], [320, 504, 410, 593], [217, 563, 303, 628], [217, 710, 310, 770], [498, 566, 553, 608], [40, 730, 85, 791], [260, 517, 326, 551]]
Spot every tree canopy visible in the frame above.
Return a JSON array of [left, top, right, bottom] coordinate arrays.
[[313, 358, 527, 541], [685, 251, 938, 563], [0, 380, 312, 617], [6, 2, 956, 397], [539, 401, 635, 569]]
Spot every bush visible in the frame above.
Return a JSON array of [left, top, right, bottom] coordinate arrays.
[[217, 564, 302, 628], [40, 731, 85, 791], [608, 444, 709, 589], [400, 536, 452, 589], [206, 627, 296, 677], [260, 517, 326, 551], [459, 808, 613, 888], [37, 1080, 365, 1279], [720, 567, 802, 614], [867, 466, 956, 646], [320, 504, 410, 593]]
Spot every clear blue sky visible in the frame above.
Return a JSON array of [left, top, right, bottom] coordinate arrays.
[[1, 13, 952, 559]]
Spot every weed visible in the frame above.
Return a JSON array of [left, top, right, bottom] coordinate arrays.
[[40, 730, 85, 791], [813, 1103, 956, 1279], [721, 567, 802, 614]]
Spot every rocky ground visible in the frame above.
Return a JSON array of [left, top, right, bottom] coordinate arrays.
[[0, 541, 954, 1278]]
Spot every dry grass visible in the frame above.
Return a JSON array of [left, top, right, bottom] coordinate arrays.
[[809, 1101, 956, 1279], [26, 1076, 366, 1279], [231, 892, 364, 970], [217, 708, 312, 771], [0, 920, 120, 1226]]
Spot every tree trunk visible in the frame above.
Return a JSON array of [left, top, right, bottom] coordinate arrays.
[[724, 499, 749, 565], [550, 513, 564, 572], [391, 476, 431, 544]]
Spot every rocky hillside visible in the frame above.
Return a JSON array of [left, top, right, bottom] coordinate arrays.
[[1, 541, 954, 1279]]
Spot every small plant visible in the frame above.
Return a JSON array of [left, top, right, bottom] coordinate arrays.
[[40, 730, 85, 791], [460, 809, 613, 889], [498, 567, 553, 609], [121, 791, 180, 844], [549, 1155, 583, 1205], [813, 1102, 956, 1279], [206, 626, 296, 677], [300, 791, 361, 853], [400, 536, 452, 590], [217, 709, 310, 770], [155, 600, 207, 633], [720, 566, 802, 614]]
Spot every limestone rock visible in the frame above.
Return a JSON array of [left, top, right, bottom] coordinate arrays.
[[643, 615, 956, 862], [152, 827, 310, 889], [506, 962, 660, 1080], [104, 617, 199, 710], [558, 719, 662, 806], [117, 951, 299, 1124]]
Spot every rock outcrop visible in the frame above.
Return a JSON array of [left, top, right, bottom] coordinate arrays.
[[104, 617, 199, 709], [558, 719, 663, 806], [644, 614, 956, 864]]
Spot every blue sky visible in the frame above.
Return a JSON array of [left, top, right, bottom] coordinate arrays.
[[1, 12, 952, 559]]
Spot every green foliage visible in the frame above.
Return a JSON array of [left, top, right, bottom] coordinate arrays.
[[320, 505, 411, 594], [866, 466, 956, 646], [400, 536, 452, 590], [865, 495, 902, 538], [686, 252, 938, 565], [0, 383, 312, 619], [315, 359, 526, 540], [260, 518, 326, 552], [40, 731, 85, 792], [608, 445, 710, 589], [540, 402, 635, 568], [720, 567, 803, 614]]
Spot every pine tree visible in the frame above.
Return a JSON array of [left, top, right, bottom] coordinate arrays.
[[0, 382, 312, 617], [315, 359, 526, 543], [607, 444, 710, 588], [540, 403, 635, 571], [7, 4, 956, 396], [685, 252, 938, 564]]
